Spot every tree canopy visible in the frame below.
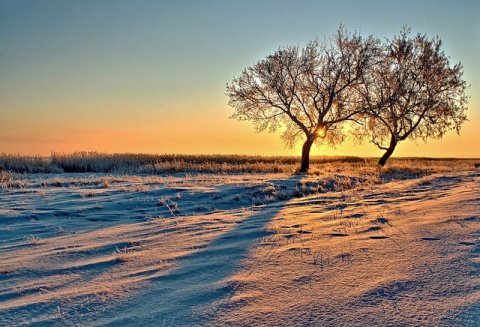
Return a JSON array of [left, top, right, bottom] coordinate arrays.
[[227, 27, 380, 172], [353, 28, 468, 165], [226, 26, 468, 170]]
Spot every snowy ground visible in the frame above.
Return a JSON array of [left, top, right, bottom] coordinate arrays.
[[0, 171, 478, 326]]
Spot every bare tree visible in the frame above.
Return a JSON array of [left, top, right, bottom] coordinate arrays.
[[354, 28, 468, 166], [226, 27, 380, 172]]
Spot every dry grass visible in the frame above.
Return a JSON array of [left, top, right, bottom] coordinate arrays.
[[26, 235, 43, 245], [157, 197, 180, 215], [1, 153, 478, 196], [0, 153, 61, 173], [1, 152, 478, 175], [113, 246, 134, 262]]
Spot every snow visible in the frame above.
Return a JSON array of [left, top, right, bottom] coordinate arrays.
[[0, 171, 479, 326]]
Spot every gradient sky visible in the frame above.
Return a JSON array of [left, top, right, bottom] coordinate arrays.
[[1, 0, 479, 158]]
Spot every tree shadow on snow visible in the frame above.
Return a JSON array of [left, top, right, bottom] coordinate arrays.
[[101, 175, 305, 327]]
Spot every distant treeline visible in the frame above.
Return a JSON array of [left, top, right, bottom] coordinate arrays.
[[0, 152, 478, 174]]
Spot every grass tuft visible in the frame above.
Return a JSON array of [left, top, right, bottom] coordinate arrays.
[[113, 246, 133, 262]]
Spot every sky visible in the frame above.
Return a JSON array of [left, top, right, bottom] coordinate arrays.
[[1, 0, 479, 158]]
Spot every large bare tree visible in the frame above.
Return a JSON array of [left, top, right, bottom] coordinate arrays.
[[226, 27, 380, 172], [353, 28, 468, 166]]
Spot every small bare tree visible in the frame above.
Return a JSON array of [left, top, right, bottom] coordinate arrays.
[[226, 27, 380, 172], [354, 28, 468, 166]]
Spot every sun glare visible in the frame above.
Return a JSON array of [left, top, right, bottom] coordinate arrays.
[[316, 128, 326, 138]]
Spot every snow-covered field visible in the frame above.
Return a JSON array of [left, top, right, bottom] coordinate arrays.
[[0, 170, 479, 326]]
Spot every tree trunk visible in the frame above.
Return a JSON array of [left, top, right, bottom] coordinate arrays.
[[378, 137, 397, 166], [300, 137, 315, 172]]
